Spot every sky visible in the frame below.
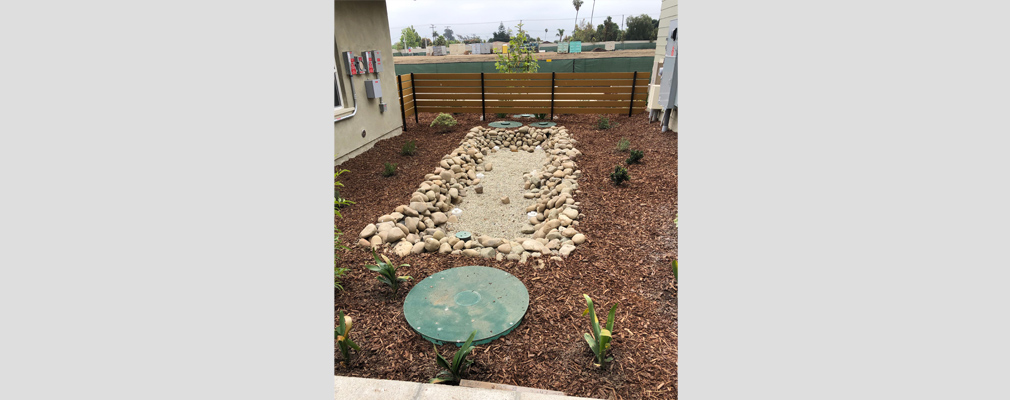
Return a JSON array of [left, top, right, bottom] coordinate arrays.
[[384, 0, 663, 45]]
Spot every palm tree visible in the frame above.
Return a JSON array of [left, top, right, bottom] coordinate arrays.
[[573, 0, 584, 31], [557, 28, 565, 42]]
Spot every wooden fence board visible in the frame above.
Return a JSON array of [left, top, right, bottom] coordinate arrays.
[[412, 73, 482, 80], [482, 73, 553, 80], [554, 72, 648, 80], [553, 78, 650, 87], [413, 80, 482, 88]]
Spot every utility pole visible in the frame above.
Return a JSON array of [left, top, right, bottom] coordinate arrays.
[[589, 0, 596, 31], [430, 24, 436, 40]]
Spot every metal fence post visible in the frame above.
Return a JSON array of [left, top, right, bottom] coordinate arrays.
[[480, 72, 486, 121], [411, 72, 418, 124], [397, 74, 406, 129], [550, 72, 556, 120], [628, 71, 638, 117]]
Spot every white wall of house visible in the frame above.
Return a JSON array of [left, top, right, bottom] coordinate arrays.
[[646, 0, 678, 130]]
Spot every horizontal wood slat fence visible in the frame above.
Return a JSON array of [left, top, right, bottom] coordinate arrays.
[[396, 72, 650, 129]]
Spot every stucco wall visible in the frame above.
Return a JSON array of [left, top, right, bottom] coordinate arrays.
[[647, 0, 678, 111], [334, 1, 402, 165]]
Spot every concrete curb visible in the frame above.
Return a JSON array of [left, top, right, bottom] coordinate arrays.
[[335, 376, 603, 400]]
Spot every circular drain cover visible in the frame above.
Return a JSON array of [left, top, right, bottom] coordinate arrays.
[[488, 121, 522, 128], [455, 231, 472, 241], [512, 114, 537, 118], [404, 266, 529, 346], [528, 121, 556, 128]]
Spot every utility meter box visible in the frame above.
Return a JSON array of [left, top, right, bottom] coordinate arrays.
[[659, 19, 678, 109], [371, 50, 383, 72], [363, 51, 375, 73], [342, 51, 358, 75], [364, 79, 382, 98]]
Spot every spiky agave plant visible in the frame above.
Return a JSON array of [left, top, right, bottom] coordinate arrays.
[[335, 310, 360, 366], [430, 330, 477, 384], [583, 294, 618, 368], [364, 251, 411, 295]]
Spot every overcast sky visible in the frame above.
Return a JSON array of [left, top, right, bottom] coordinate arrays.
[[385, 0, 663, 45]]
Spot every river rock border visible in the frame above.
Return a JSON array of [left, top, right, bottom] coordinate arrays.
[[356, 125, 586, 263]]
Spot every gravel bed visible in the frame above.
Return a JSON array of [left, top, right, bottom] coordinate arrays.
[[442, 147, 546, 239]]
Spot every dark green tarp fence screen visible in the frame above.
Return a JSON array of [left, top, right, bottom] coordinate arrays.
[[393, 57, 654, 75]]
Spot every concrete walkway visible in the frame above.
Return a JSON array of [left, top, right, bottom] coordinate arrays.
[[335, 376, 603, 400]]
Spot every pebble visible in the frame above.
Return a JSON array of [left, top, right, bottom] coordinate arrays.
[[572, 233, 586, 245]]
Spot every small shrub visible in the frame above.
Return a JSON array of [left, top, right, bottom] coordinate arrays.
[[582, 294, 618, 368], [400, 140, 417, 156], [334, 266, 348, 290], [610, 165, 630, 185], [616, 138, 630, 152], [495, 113, 508, 118], [535, 113, 547, 120], [430, 113, 458, 133], [430, 330, 478, 384], [382, 162, 397, 177], [626, 149, 644, 164], [335, 310, 361, 367], [364, 251, 411, 295], [596, 116, 611, 130]]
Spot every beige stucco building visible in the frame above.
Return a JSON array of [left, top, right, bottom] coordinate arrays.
[[334, 1, 402, 165]]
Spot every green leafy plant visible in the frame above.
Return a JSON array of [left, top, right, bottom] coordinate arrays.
[[535, 113, 547, 120], [364, 251, 411, 295], [335, 169, 355, 216], [494, 22, 539, 74], [335, 169, 355, 289], [382, 162, 397, 177], [335, 310, 361, 367], [430, 112, 458, 133], [616, 138, 630, 152], [401, 140, 417, 156], [596, 116, 611, 130], [334, 266, 349, 290], [626, 149, 644, 164], [495, 113, 508, 118], [582, 294, 618, 368], [610, 165, 630, 185], [430, 330, 477, 384]]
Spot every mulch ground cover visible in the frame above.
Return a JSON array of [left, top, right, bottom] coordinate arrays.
[[335, 112, 678, 400]]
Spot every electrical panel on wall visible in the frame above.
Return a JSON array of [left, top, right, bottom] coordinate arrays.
[[342, 51, 358, 75], [363, 51, 375, 74], [372, 50, 383, 72], [364, 79, 381, 98]]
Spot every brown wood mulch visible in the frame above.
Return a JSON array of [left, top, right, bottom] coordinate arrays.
[[335, 112, 677, 400]]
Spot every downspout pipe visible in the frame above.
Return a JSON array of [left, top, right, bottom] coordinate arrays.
[[334, 76, 358, 123]]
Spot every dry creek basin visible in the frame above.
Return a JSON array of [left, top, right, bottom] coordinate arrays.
[[403, 266, 529, 346]]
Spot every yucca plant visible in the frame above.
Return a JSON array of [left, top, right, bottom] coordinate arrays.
[[582, 294, 618, 368], [335, 310, 361, 367], [364, 251, 411, 295], [430, 330, 477, 384]]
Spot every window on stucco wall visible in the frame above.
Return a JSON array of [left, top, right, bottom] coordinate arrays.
[[333, 55, 345, 113]]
